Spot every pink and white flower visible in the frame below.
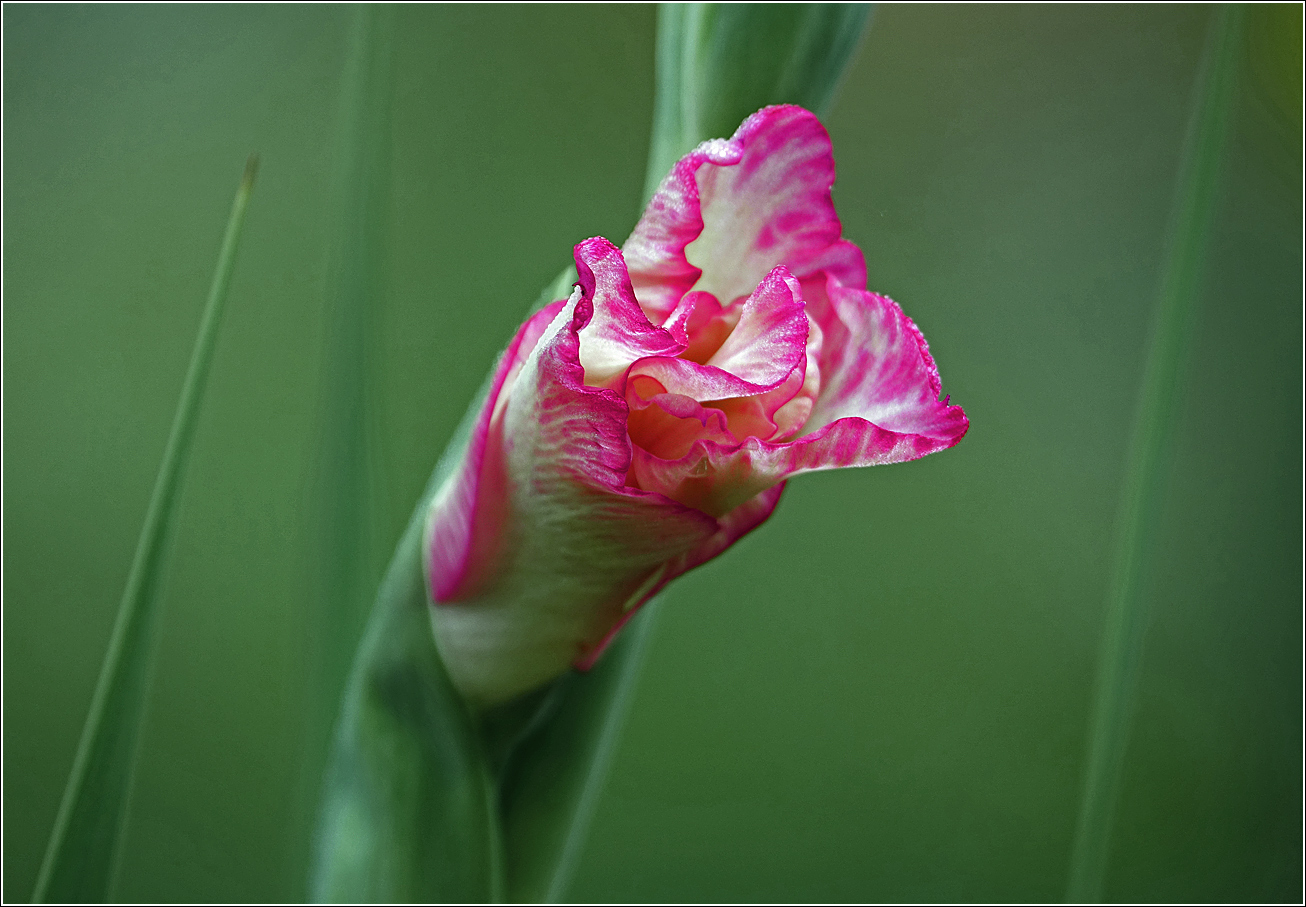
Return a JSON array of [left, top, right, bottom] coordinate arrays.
[[425, 105, 969, 706]]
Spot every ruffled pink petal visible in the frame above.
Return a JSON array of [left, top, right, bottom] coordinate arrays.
[[623, 139, 743, 322], [631, 286, 967, 518], [626, 266, 808, 404], [772, 305, 824, 441], [623, 106, 866, 322], [426, 280, 719, 706], [633, 408, 965, 521], [626, 379, 740, 461], [687, 105, 866, 307], [707, 366, 805, 442], [804, 281, 969, 439], [661, 290, 742, 365], [626, 357, 775, 408], [704, 266, 808, 386], [573, 236, 684, 388]]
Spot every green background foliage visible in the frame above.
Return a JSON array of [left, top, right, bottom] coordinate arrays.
[[4, 4, 1300, 902]]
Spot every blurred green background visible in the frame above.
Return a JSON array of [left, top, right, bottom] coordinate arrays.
[[4, 4, 1300, 902]]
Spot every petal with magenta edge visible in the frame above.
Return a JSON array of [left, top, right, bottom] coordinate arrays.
[[573, 236, 684, 389], [633, 404, 967, 520], [623, 139, 743, 322], [626, 266, 809, 404], [425, 298, 567, 603], [804, 281, 969, 439], [623, 106, 866, 321], [632, 288, 967, 518], [428, 285, 718, 707], [687, 106, 866, 307], [704, 266, 808, 387]]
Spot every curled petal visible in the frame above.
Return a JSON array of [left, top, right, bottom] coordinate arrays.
[[625, 381, 739, 461], [632, 288, 967, 518], [623, 139, 743, 322], [708, 365, 806, 443], [628, 362, 811, 460], [633, 411, 965, 520], [627, 266, 808, 403], [705, 267, 809, 386], [804, 281, 969, 439], [574, 236, 684, 388], [662, 290, 726, 353], [624, 106, 866, 321]]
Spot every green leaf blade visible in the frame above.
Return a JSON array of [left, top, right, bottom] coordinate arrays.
[[1066, 6, 1244, 901], [33, 155, 258, 903], [290, 5, 398, 897]]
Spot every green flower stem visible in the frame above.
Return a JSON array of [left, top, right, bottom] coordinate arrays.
[[33, 155, 259, 903], [498, 598, 661, 903], [311, 6, 875, 902], [541, 624, 652, 903], [516, 7, 875, 901], [308, 269, 577, 905], [645, 2, 872, 202], [1066, 6, 1242, 902], [310, 473, 504, 903]]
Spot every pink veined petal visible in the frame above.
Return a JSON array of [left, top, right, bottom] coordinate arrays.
[[625, 379, 740, 462], [626, 266, 809, 404], [626, 357, 775, 408], [426, 298, 568, 603], [427, 283, 719, 706], [632, 289, 967, 517], [661, 290, 741, 365], [575, 482, 786, 670], [623, 138, 743, 323], [796, 272, 842, 357], [705, 266, 808, 386], [574, 236, 685, 389], [623, 107, 867, 322], [629, 364, 812, 462], [772, 305, 824, 441], [633, 409, 967, 520], [686, 105, 866, 307], [708, 365, 806, 443], [627, 378, 815, 466], [804, 280, 969, 439]]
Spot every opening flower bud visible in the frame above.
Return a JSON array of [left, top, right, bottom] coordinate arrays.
[[425, 105, 969, 707]]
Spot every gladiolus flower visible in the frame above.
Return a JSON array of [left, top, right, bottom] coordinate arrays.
[[425, 105, 969, 707]]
